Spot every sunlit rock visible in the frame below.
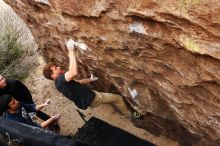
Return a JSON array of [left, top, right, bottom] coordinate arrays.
[[5, 0, 220, 145]]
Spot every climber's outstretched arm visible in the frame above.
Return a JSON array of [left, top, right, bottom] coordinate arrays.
[[65, 40, 78, 82], [75, 74, 99, 84]]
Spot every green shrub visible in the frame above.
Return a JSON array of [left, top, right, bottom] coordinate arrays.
[[0, 13, 31, 80]]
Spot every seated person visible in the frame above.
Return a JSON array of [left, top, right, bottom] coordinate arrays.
[[0, 94, 60, 129], [0, 74, 50, 121]]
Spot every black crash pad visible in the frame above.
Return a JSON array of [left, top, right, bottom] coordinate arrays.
[[0, 117, 96, 146], [74, 117, 156, 146], [0, 117, 156, 146]]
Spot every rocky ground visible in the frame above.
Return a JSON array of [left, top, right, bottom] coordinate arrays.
[[24, 56, 179, 146]]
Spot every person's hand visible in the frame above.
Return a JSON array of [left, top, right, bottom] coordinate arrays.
[[90, 74, 99, 81], [51, 114, 61, 120], [66, 39, 76, 51], [43, 99, 51, 107]]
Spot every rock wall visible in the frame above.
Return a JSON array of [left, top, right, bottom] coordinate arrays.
[[5, 0, 220, 145]]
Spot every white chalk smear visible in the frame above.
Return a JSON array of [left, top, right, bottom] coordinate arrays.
[[66, 39, 90, 52], [129, 22, 146, 34], [128, 87, 138, 99], [35, 0, 50, 5]]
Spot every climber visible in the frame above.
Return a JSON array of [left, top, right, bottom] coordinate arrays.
[[0, 94, 60, 129], [43, 39, 140, 118]]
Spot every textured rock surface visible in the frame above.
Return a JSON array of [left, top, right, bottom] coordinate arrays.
[[5, 0, 220, 145]]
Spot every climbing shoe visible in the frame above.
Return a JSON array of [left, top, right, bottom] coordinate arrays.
[[131, 111, 141, 119]]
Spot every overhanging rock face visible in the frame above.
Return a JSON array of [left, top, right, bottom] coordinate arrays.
[[5, 0, 220, 145]]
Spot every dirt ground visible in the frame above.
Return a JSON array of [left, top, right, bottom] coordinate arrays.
[[24, 56, 179, 146]]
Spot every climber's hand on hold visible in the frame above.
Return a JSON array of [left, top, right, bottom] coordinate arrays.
[[66, 39, 76, 52]]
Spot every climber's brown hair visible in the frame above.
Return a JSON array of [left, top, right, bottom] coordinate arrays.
[[43, 62, 57, 80]]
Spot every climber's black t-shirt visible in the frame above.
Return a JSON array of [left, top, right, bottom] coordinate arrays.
[[55, 74, 95, 110]]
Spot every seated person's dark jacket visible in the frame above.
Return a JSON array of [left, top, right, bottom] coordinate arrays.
[[0, 79, 33, 103], [55, 74, 95, 110]]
